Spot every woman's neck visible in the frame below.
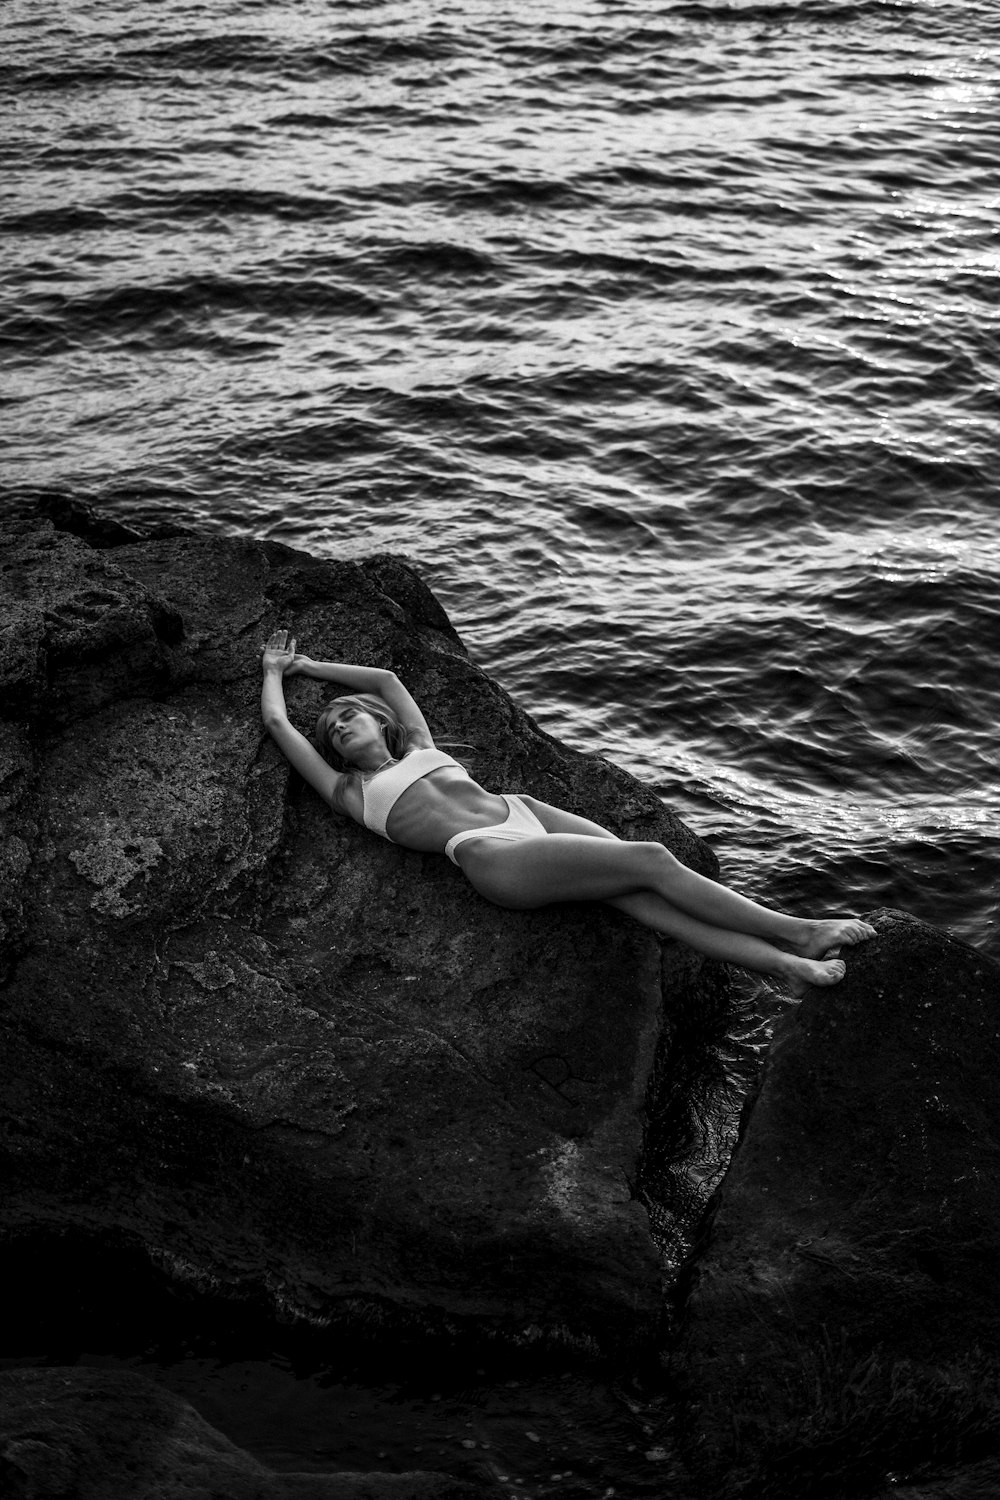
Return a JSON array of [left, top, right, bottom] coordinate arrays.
[[355, 753, 397, 777]]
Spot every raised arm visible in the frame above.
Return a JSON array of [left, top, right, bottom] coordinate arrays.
[[288, 649, 435, 748], [260, 631, 344, 807]]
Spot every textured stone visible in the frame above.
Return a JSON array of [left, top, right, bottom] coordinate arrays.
[[0, 514, 722, 1357], [0, 1367, 481, 1499], [677, 908, 1000, 1495], [0, 518, 182, 727]]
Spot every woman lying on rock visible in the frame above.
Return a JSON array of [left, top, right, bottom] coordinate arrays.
[[261, 631, 874, 992]]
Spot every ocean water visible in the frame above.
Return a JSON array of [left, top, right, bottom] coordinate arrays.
[[4, 0, 998, 961]]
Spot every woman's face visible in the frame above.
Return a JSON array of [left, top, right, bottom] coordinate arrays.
[[326, 703, 388, 762]]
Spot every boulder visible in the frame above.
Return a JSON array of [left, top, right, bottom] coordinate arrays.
[[677, 909, 1000, 1497], [0, 512, 723, 1357], [0, 1367, 481, 1499]]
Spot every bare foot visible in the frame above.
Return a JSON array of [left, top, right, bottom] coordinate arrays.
[[792, 918, 876, 961], [782, 953, 847, 998]]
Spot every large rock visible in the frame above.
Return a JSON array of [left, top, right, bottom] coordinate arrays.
[[0, 513, 722, 1356], [677, 909, 1000, 1497], [0, 1367, 480, 1499]]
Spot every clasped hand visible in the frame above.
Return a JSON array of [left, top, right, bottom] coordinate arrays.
[[261, 628, 307, 676]]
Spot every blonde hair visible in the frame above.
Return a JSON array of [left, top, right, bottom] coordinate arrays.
[[314, 694, 409, 771]]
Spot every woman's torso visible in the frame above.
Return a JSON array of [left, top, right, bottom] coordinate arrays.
[[340, 753, 510, 852]]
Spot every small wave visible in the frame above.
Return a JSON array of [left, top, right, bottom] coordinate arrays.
[[570, 501, 662, 548], [665, 0, 907, 25], [1, 62, 147, 91], [433, 170, 598, 213], [2, 28, 470, 101], [0, 274, 383, 359], [0, 204, 114, 235], [102, 185, 352, 224], [377, 241, 499, 278], [125, 29, 468, 78]]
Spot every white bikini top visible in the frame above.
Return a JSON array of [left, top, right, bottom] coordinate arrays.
[[360, 748, 470, 840]]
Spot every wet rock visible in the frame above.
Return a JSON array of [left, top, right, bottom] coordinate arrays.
[[0, 514, 722, 1357], [677, 909, 1000, 1496], [0, 1367, 482, 1499]]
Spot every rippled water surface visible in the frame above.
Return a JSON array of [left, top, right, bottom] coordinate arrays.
[[5, 0, 999, 958]]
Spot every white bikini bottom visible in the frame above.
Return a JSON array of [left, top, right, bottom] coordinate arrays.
[[444, 794, 547, 867]]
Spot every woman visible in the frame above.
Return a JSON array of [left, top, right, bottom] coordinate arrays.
[[261, 630, 874, 991]]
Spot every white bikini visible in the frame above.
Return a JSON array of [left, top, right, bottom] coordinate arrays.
[[360, 748, 547, 866], [360, 749, 466, 837], [443, 796, 547, 866]]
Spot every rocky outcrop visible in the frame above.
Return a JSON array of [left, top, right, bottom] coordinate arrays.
[[0, 1367, 480, 1499], [676, 909, 1000, 1497], [8, 508, 1000, 1498], [0, 511, 722, 1357]]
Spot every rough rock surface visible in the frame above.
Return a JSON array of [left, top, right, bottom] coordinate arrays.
[[677, 908, 1000, 1496], [0, 512, 722, 1356], [0, 1367, 481, 1499]]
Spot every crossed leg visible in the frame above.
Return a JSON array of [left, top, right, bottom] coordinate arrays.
[[452, 795, 875, 991]]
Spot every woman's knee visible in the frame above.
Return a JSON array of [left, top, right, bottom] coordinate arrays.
[[634, 841, 678, 880]]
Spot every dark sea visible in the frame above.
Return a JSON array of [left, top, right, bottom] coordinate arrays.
[[3, 0, 1000, 1488]]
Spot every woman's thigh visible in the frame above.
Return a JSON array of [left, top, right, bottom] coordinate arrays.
[[515, 794, 620, 841], [456, 829, 656, 909]]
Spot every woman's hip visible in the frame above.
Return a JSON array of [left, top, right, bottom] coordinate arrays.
[[444, 793, 546, 866]]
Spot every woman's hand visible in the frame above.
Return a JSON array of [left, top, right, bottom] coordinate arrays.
[[261, 629, 300, 675]]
